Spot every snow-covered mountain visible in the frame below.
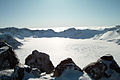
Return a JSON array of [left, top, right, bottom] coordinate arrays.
[[0, 26, 120, 80], [93, 25, 120, 45], [0, 27, 104, 39], [0, 25, 120, 46]]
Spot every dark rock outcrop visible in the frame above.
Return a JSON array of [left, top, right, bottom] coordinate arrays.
[[83, 54, 120, 80], [25, 50, 54, 74], [53, 58, 83, 77], [0, 40, 19, 71], [11, 65, 41, 80]]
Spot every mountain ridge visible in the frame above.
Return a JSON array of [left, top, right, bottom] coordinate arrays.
[[0, 25, 120, 46]]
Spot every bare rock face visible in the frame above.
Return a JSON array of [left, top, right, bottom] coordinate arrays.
[[0, 40, 19, 70], [11, 65, 41, 80], [83, 54, 120, 80], [53, 58, 83, 77], [25, 50, 54, 74]]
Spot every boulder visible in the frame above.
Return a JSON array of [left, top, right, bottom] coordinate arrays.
[[0, 40, 19, 70], [25, 50, 54, 74], [83, 54, 120, 80], [11, 65, 41, 80], [53, 58, 83, 77]]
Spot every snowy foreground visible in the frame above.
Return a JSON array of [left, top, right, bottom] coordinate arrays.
[[15, 38, 120, 80], [15, 38, 120, 68]]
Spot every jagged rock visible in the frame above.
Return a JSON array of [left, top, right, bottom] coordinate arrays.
[[11, 65, 41, 80], [53, 58, 83, 77], [83, 54, 120, 80], [25, 50, 54, 74], [0, 40, 19, 71]]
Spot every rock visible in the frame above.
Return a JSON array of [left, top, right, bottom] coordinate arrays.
[[11, 65, 41, 80], [0, 40, 19, 71], [53, 58, 83, 77], [101, 54, 120, 73], [101, 54, 113, 61], [0, 34, 22, 49], [83, 54, 120, 80], [0, 69, 14, 80], [0, 40, 8, 48], [55, 69, 83, 80], [25, 50, 54, 74]]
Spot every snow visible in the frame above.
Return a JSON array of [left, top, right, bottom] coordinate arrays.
[[15, 38, 120, 69], [93, 25, 120, 45], [1, 26, 120, 80], [55, 68, 83, 80], [0, 46, 9, 54], [0, 25, 120, 45], [28, 26, 115, 32], [79, 72, 92, 80], [0, 69, 14, 77], [93, 30, 120, 40], [0, 33, 22, 49]]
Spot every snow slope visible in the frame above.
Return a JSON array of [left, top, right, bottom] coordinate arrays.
[[15, 38, 120, 68], [93, 25, 120, 45], [15, 38, 120, 80]]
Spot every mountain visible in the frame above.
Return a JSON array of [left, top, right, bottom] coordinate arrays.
[[93, 25, 120, 45], [0, 25, 120, 48], [0, 26, 120, 80]]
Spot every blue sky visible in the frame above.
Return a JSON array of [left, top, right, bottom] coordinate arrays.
[[0, 0, 120, 28]]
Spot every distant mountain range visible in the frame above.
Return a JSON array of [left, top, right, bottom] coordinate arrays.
[[0, 25, 120, 49]]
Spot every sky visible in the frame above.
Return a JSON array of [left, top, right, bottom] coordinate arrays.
[[0, 0, 120, 28]]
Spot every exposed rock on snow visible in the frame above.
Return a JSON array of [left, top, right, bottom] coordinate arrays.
[[0, 54, 119, 80], [83, 54, 120, 80], [0, 33, 22, 49], [0, 69, 14, 80], [0, 27, 104, 39], [1, 25, 120, 45], [58, 28, 103, 39], [53, 58, 83, 77], [55, 68, 83, 80], [93, 30, 120, 41], [93, 25, 120, 45], [25, 50, 54, 74], [11, 65, 41, 80], [0, 40, 19, 71]]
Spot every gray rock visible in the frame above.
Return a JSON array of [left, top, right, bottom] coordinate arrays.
[[83, 54, 120, 80], [11, 65, 41, 80], [0, 40, 19, 71], [0, 34, 22, 49], [53, 58, 83, 77], [0, 69, 14, 80], [25, 50, 54, 74]]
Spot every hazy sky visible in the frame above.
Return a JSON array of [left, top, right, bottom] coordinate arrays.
[[0, 0, 120, 28]]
